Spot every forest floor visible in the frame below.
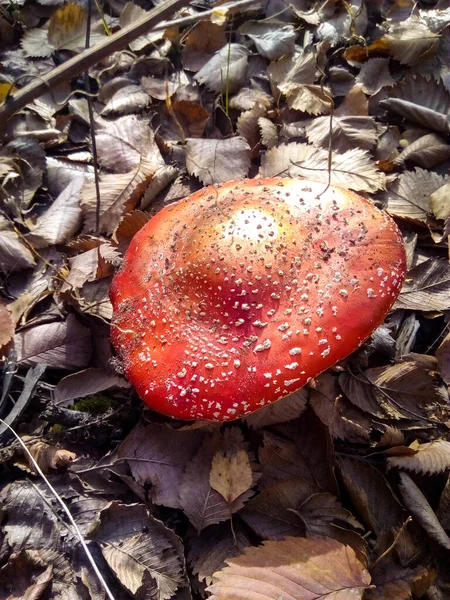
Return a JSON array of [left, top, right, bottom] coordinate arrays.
[[1, 1, 450, 599]]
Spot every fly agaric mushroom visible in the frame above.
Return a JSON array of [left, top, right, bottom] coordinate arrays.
[[110, 178, 406, 421]]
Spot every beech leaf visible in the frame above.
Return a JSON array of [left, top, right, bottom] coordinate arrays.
[[186, 137, 251, 185], [207, 536, 371, 600], [210, 448, 253, 503], [261, 143, 386, 192], [388, 440, 450, 474]]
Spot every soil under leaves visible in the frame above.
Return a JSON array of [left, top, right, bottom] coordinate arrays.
[[1, 0, 450, 599]]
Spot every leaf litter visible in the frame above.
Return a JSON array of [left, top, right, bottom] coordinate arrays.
[[1, 0, 450, 599]]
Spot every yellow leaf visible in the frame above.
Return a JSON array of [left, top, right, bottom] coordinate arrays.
[[210, 448, 253, 503]]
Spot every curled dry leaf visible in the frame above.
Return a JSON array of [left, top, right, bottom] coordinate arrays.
[[17, 438, 76, 473], [185, 137, 251, 185], [398, 472, 450, 551], [388, 440, 450, 474], [394, 133, 450, 169], [261, 143, 386, 192], [207, 536, 371, 600], [379, 76, 450, 134], [306, 115, 378, 152], [430, 182, 450, 221], [100, 84, 150, 116]]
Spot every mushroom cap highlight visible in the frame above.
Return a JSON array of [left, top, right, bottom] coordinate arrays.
[[110, 178, 406, 421]]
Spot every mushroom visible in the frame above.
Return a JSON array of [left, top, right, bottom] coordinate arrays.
[[110, 178, 406, 421]]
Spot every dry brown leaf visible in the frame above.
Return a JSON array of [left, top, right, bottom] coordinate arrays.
[[436, 332, 450, 385], [54, 368, 130, 405], [182, 21, 227, 72], [95, 115, 164, 173], [113, 210, 151, 245], [18, 438, 76, 473], [430, 182, 450, 221], [394, 134, 450, 169], [395, 259, 450, 312], [339, 358, 446, 422], [117, 423, 203, 509], [311, 372, 373, 442], [398, 472, 450, 551], [236, 103, 266, 150], [388, 440, 450, 474], [379, 76, 450, 134], [356, 58, 395, 95], [185, 137, 251, 185], [0, 301, 14, 349], [382, 167, 448, 224], [89, 502, 187, 599], [239, 21, 295, 60], [120, 2, 165, 51], [81, 157, 157, 234], [160, 100, 210, 140], [261, 143, 386, 192], [210, 449, 253, 503], [179, 428, 257, 532], [195, 44, 249, 94], [14, 314, 92, 370], [101, 84, 150, 116], [25, 176, 84, 248], [207, 536, 371, 600], [244, 388, 308, 428], [381, 17, 440, 65], [48, 3, 105, 52]]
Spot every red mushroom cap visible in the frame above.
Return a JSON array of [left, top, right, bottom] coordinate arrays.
[[110, 178, 406, 421]]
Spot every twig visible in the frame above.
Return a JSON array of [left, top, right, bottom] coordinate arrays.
[[0, 0, 258, 136], [0, 417, 117, 600]]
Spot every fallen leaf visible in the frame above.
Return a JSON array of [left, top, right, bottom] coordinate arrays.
[[339, 358, 445, 421], [430, 182, 450, 221], [244, 387, 308, 428], [14, 314, 92, 369], [182, 21, 227, 72], [81, 156, 157, 234], [261, 142, 386, 192], [179, 429, 257, 532], [117, 423, 203, 509], [239, 21, 295, 60], [195, 44, 249, 94], [0, 301, 14, 349], [379, 76, 450, 134], [18, 438, 76, 473], [398, 472, 450, 551], [95, 115, 164, 173], [54, 368, 130, 405], [48, 3, 105, 52], [120, 2, 165, 51], [395, 259, 450, 312], [25, 176, 84, 248], [89, 501, 187, 599], [381, 167, 448, 224], [207, 536, 371, 600], [210, 448, 253, 503], [388, 440, 450, 474], [186, 137, 251, 185]]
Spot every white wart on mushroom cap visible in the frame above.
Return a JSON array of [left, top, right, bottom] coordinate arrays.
[[110, 178, 406, 421]]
